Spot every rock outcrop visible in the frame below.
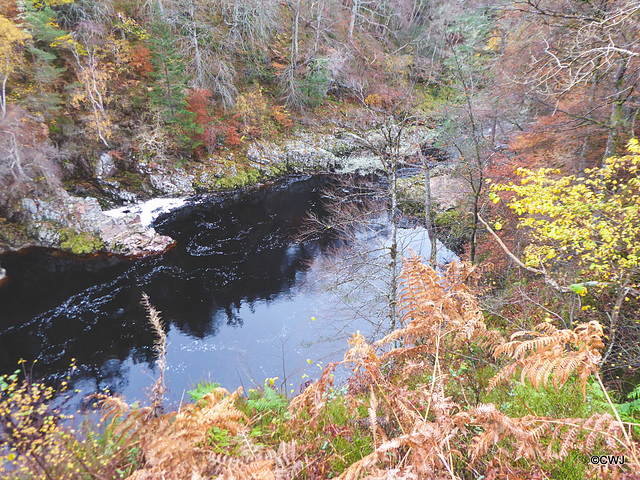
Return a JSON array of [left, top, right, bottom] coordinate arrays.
[[136, 162, 196, 196], [16, 192, 175, 256], [247, 126, 436, 174], [95, 152, 117, 178]]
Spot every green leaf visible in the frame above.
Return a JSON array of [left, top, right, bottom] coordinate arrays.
[[570, 284, 588, 296], [187, 381, 220, 403]]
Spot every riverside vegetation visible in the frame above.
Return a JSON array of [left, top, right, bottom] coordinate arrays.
[[2, 0, 640, 478], [2, 0, 637, 255], [1, 255, 640, 479]]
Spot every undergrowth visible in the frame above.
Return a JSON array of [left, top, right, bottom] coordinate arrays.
[[1, 257, 640, 479]]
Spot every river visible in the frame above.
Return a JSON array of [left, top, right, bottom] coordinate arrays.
[[0, 174, 453, 407]]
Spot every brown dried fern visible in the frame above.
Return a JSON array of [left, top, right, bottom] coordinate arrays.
[[489, 320, 605, 398], [288, 361, 337, 427], [125, 387, 252, 479], [377, 256, 503, 355], [274, 440, 305, 480], [331, 256, 638, 478], [219, 459, 275, 479]]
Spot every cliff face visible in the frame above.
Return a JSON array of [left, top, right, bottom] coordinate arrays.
[[0, 107, 176, 256]]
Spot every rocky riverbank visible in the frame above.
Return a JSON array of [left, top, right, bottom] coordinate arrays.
[[247, 125, 439, 174], [0, 124, 458, 268], [15, 192, 176, 256]]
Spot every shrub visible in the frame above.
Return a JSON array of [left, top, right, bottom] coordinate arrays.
[[0, 363, 114, 479]]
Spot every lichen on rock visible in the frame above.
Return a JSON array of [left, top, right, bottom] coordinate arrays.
[[14, 191, 176, 257]]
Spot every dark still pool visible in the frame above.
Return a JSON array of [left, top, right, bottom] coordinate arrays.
[[0, 174, 443, 406]]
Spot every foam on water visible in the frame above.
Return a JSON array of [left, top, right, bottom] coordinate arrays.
[[104, 198, 187, 227]]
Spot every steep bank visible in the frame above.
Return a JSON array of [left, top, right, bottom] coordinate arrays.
[[0, 124, 443, 257]]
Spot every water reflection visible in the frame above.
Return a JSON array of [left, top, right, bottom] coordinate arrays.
[[0, 174, 455, 406], [0, 175, 335, 402]]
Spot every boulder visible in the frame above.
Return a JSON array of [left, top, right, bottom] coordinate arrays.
[[98, 179, 140, 205], [103, 228, 175, 256], [16, 193, 176, 257], [95, 152, 117, 178], [149, 168, 195, 195]]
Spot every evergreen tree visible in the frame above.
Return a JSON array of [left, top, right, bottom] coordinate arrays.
[[20, 3, 67, 114], [148, 21, 188, 124], [148, 21, 199, 151]]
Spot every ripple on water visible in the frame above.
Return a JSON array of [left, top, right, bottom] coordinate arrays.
[[0, 174, 456, 407]]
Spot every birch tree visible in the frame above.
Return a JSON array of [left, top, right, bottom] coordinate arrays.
[[505, 0, 640, 161], [489, 139, 640, 374], [66, 31, 112, 147], [304, 90, 419, 330], [0, 15, 30, 118]]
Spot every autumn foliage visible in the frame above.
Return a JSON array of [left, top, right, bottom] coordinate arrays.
[[128, 44, 154, 76], [186, 87, 215, 156], [4, 257, 638, 479]]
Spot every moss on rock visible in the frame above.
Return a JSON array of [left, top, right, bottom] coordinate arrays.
[[194, 159, 265, 192], [0, 217, 33, 251], [433, 207, 471, 255], [59, 228, 104, 255]]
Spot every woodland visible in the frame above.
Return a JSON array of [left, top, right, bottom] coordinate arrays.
[[1, 0, 640, 478]]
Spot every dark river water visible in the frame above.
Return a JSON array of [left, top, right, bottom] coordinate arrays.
[[0, 174, 449, 406]]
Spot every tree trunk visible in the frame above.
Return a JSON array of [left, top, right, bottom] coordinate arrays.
[[603, 59, 628, 162], [1, 73, 7, 119], [601, 284, 629, 366], [349, 0, 358, 38], [389, 156, 398, 329], [314, 0, 323, 53], [73, 45, 109, 147], [189, 0, 204, 87], [292, 0, 301, 65], [470, 190, 479, 264], [418, 148, 437, 266], [576, 135, 589, 176], [193, 31, 203, 85], [424, 165, 437, 266]]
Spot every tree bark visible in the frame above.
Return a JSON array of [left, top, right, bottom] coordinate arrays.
[[1, 73, 7, 119], [349, 0, 358, 38], [603, 59, 628, 162], [389, 155, 398, 329], [314, 0, 323, 53], [292, 0, 301, 65], [417, 147, 437, 266]]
